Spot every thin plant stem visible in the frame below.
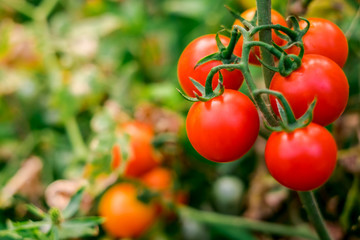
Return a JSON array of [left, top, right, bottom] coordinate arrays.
[[178, 205, 318, 240], [298, 191, 333, 240], [64, 117, 87, 159], [256, 0, 275, 88]]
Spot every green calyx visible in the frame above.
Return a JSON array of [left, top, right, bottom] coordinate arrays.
[[177, 76, 225, 102], [253, 89, 316, 132]]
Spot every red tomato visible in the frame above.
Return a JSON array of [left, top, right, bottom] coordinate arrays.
[[265, 123, 337, 191], [112, 121, 162, 177], [186, 89, 259, 162], [98, 183, 157, 238], [177, 34, 244, 97], [141, 167, 173, 192], [234, 8, 287, 65], [287, 18, 348, 67], [269, 54, 349, 126]]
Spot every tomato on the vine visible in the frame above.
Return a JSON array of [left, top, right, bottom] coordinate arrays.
[[177, 34, 243, 97], [141, 167, 173, 192], [98, 183, 157, 238], [112, 121, 162, 177], [234, 8, 287, 65], [269, 54, 349, 126], [186, 89, 259, 162], [265, 123, 337, 191], [287, 18, 348, 67]]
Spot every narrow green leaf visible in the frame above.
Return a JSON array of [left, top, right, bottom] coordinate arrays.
[[296, 98, 317, 127], [190, 77, 205, 95], [27, 204, 47, 219], [62, 187, 85, 219], [176, 88, 199, 102], [276, 99, 289, 126], [195, 53, 221, 69], [215, 33, 226, 51]]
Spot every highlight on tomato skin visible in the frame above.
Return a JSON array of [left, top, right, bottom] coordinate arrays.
[[98, 183, 157, 238], [269, 54, 349, 126], [186, 89, 260, 163], [112, 121, 162, 177], [264, 123, 338, 191], [177, 34, 244, 97], [233, 8, 287, 65], [286, 17, 348, 68]]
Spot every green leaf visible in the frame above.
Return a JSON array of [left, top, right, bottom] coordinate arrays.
[[195, 53, 221, 69], [190, 77, 205, 95], [176, 88, 199, 102], [62, 187, 85, 219], [59, 217, 104, 239], [27, 205, 47, 220], [215, 33, 226, 51]]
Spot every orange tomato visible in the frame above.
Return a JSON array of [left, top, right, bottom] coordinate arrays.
[[141, 167, 173, 192], [98, 183, 157, 238], [112, 121, 162, 177], [234, 8, 287, 65]]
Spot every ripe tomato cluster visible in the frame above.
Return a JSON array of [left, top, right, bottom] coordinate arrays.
[[178, 8, 349, 192], [98, 121, 186, 238]]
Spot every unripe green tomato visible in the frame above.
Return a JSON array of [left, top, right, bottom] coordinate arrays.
[[212, 176, 244, 215]]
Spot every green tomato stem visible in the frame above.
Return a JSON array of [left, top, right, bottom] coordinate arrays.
[[256, 0, 275, 88], [222, 29, 239, 59], [251, 24, 298, 40], [178, 205, 318, 239], [298, 191, 333, 240]]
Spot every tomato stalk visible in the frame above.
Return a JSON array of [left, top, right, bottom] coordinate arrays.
[[178, 205, 318, 239], [298, 192, 333, 240], [255, 0, 275, 88]]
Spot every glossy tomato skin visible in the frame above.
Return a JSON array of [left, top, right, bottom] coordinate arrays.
[[265, 123, 337, 191], [177, 34, 243, 97], [186, 89, 259, 162], [270, 54, 349, 126], [112, 121, 161, 177], [98, 183, 157, 238], [234, 8, 287, 65], [288, 18, 348, 67]]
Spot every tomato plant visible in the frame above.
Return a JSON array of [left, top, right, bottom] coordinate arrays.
[[265, 123, 338, 191], [177, 34, 243, 97], [287, 18, 348, 67], [234, 8, 287, 65], [269, 54, 349, 126], [112, 121, 162, 177], [186, 89, 259, 162], [98, 183, 157, 238]]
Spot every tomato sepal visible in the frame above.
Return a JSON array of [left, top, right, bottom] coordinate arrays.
[[253, 89, 316, 132]]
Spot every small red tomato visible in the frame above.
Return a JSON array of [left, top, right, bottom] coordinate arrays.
[[265, 123, 337, 191], [177, 34, 244, 97], [234, 8, 287, 65], [98, 183, 157, 238], [112, 121, 162, 177], [270, 54, 349, 126], [141, 167, 173, 192], [287, 18, 348, 67], [186, 89, 259, 162]]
